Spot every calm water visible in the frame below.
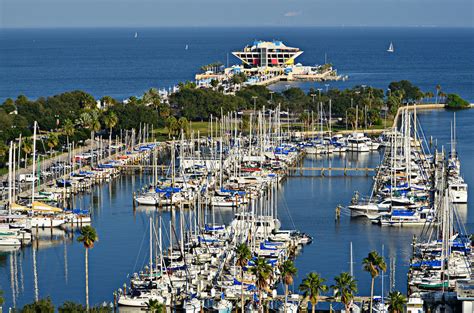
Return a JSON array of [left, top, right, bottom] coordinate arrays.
[[1, 109, 472, 309], [0, 27, 473, 101]]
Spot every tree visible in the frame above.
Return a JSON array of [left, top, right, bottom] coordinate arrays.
[[0, 143, 7, 159], [445, 94, 470, 109], [165, 116, 178, 139], [0, 289, 4, 306], [146, 299, 164, 313], [439, 92, 447, 103], [232, 73, 247, 85], [157, 103, 170, 119], [58, 301, 86, 313], [104, 111, 118, 156], [210, 79, 219, 89], [332, 272, 357, 313], [235, 243, 252, 313], [63, 119, 75, 144], [299, 272, 327, 313], [388, 80, 423, 103], [77, 226, 98, 311], [100, 96, 116, 108], [178, 117, 189, 134], [280, 260, 297, 312], [251, 257, 273, 309], [240, 115, 249, 133], [435, 84, 441, 103], [363, 251, 387, 313], [79, 111, 101, 165], [20, 298, 55, 313], [46, 133, 59, 153], [346, 108, 357, 129], [89, 305, 112, 313], [22, 140, 33, 168], [424, 91, 434, 103], [142, 88, 160, 106], [299, 112, 310, 131], [387, 291, 407, 313]]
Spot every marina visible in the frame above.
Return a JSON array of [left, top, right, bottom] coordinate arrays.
[[0, 106, 472, 311]]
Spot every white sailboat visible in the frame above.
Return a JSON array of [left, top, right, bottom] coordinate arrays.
[[185, 44, 189, 50], [387, 42, 394, 53], [134, 32, 138, 39]]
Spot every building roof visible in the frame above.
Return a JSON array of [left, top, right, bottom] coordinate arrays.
[[244, 40, 299, 52]]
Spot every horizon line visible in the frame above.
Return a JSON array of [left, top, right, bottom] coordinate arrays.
[[1, 25, 473, 30]]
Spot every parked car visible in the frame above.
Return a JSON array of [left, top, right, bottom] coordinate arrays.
[[18, 174, 39, 183]]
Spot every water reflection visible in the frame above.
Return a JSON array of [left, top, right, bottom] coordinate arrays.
[[0, 117, 471, 309]]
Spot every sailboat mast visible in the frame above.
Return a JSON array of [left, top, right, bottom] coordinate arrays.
[[350, 241, 354, 277], [8, 142, 13, 213], [149, 217, 153, 278], [31, 121, 37, 204]]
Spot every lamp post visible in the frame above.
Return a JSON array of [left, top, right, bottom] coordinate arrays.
[[317, 88, 322, 100]]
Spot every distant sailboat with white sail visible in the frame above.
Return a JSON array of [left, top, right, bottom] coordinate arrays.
[[185, 44, 189, 50], [134, 32, 138, 39], [387, 41, 394, 53]]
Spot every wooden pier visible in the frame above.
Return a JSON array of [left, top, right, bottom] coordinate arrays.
[[287, 166, 376, 177]]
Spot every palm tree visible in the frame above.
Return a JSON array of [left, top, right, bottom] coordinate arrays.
[[235, 243, 251, 313], [363, 251, 387, 313], [435, 84, 441, 103], [332, 272, 357, 313], [251, 257, 273, 309], [178, 117, 189, 134], [280, 260, 297, 312], [104, 111, 118, 157], [46, 133, 59, 153], [299, 272, 327, 313], [77, 225, 98, 311], [100, 96, 116, 108], [165, 116, 177, 139], [146, 299, 164, 313], [387, 291, 407, 313], [424, 91, 434, 104], [158, 103, 170, 119], [22, 140, 33, 168], [79, 111, 101, 165], [63, 119, 75, 148], [143, 88, 160, 106], [299, 112, 310, 131], [439, 91, 447, 104]]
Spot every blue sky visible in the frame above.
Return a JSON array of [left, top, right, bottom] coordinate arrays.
[[1, 0, 473, 28]]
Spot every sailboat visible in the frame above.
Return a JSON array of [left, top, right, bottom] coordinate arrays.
[[134, 32, 138, 39], [387, 42, 394, 53], [185, 44, 189, 50]]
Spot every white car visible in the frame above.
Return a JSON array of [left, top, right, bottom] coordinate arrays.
[[18, 174, 39, 183]]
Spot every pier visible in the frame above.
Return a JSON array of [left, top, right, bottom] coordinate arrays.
[[287, 166, 376, 176]]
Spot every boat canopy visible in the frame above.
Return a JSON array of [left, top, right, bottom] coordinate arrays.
[[220, 188, 246, 196], [31, 201, 63, 213], [411, 260, 442, 268], [155, 187, 181, 193], [392, 210, 415, 217], [204, 224, 225, 232]]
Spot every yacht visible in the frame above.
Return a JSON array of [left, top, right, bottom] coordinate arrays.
[[448, 178, 468, 203], [347, 133, 370, 152]]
